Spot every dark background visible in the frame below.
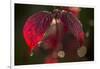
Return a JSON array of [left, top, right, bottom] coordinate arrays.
[[15, 3, 94, 65]]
